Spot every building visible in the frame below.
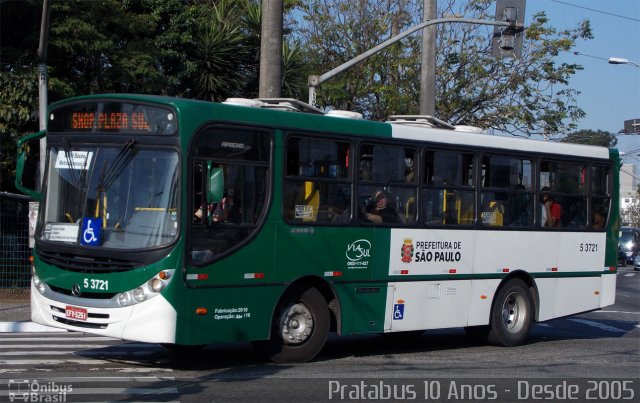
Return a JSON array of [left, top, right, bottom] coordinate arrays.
[[620, 163, 637, 210]]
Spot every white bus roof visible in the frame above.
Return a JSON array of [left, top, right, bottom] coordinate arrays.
[[390, 123, 611, 160]]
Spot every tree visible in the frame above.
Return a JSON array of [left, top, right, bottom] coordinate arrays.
[[295, 0, 420, 118], [295, 0, 592, 138], [560, 129, 617, 148], [0, 0, 41, 192], [0, 0, 308, 191]]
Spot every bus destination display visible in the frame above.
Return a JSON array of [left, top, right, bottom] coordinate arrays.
[[49, 101, 176, 135], [72, 112, 151, 131]]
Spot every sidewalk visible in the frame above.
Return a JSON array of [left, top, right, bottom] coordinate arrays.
[[0, 291, 67, 333]]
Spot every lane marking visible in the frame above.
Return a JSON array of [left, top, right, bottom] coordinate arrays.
[[0, 350, 158, 356], [0, 358, 172, 366], [568, 318, 627, 333], [0, 322, 67, 333], [593, 311, 640, 315], [0, 336, 117, 342], [0, 343, 153, 349]]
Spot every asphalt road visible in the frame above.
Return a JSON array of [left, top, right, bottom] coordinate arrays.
[[1, 269, 638, 402]]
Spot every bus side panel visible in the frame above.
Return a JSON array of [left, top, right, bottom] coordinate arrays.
[[388, 229, 475, 276], [554, 277, 601, 318], [384, 281, 472, 331], [534, 278, 557, 322], [332, 283, 388, 335], [467, 279, 502, 326], [274, 226, 378, 283], [599, 272, 616, 307], [178, 285, 283, 344], [474, 231, 559, 275]]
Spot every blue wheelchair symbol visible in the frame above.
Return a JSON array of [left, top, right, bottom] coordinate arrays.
[[393, 303, 404, 320], [81, 218, 101, 246]]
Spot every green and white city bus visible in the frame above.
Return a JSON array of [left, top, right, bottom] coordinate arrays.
[[16, 94, 619, 363]]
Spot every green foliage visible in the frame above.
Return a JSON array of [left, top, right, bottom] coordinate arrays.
[[296, 0, 593, 138], [560, 129, 617, 148], [0, 68, 39, 192], [295, 0, 420, 119], [0, 0, 308, 191]]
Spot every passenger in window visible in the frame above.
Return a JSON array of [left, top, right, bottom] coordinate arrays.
[[362, 190, 399, 224], [592, 208, 606, 230], [404, 157, 415, 183], [541, 187, 562, 227], [212, 191, 240, 223], [508, 184, 530, 226]]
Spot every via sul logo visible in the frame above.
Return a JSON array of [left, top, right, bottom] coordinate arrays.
[[346, 239, 371, 262], [400, 238, 414, 263]]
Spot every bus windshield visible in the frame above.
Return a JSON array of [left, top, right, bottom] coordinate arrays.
[[40, 143, 179, 250]]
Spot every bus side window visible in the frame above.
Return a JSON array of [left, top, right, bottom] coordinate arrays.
[[284, 136, 351, 224], [423, 149, 474, 226]]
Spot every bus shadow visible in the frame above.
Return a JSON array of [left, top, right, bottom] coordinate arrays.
[[74, 318, 637, 370]]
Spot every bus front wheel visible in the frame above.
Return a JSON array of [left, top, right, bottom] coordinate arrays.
[[254, 286, 330, 363], [487, 278, 533, 347]]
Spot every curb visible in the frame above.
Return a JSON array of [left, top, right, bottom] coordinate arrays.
[[0, 321, 68, 333]]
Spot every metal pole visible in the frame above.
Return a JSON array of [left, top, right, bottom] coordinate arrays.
[[37, 0, 50, 192], [420, 0, 437, 116], [259, 0, 283, 98]]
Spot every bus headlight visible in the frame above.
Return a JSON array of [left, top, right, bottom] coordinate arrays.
[[132, 287, 146, 303], [118, 293, 131, 307], [114, 270, 174, 307], [33, 275, 46, 295]]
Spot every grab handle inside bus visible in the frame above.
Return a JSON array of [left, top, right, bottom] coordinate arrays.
[[15, 130, 45, 201], [206, 162, 223, 204]]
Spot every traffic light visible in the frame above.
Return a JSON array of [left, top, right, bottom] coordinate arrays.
[[492, 0, 526, 58]]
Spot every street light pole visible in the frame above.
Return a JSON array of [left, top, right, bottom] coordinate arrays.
[[37, 0, 51, 192], [420, 0, 437, 116], [308, 17, 523, 106]]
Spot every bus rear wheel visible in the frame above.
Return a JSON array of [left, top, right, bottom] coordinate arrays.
[[253, 286, 329, 363], [487, 278, 533, 347]]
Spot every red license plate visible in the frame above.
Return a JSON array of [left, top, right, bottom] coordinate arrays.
[[65, 305, 88, 321]]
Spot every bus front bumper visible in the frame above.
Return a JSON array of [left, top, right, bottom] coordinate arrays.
[[30, 280, 177, 344]]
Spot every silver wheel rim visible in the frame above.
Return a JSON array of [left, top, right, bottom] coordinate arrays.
[[279, 302, 314, 344], [501, 291, 527, 333]]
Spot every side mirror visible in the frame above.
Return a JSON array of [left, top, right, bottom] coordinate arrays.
[[15, 130, 46, 201]]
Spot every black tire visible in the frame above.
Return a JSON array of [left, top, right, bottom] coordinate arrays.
[[253, 286, 330, 363], [487, 278, 533, 347]]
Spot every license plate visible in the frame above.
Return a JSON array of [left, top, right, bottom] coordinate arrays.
[[65, 305, 88, 321]]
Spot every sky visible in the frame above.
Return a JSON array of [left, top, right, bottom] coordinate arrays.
[[525, 0, 640, 157]]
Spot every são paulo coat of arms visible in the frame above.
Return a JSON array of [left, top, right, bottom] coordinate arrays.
[[400, 238, 414, 263]]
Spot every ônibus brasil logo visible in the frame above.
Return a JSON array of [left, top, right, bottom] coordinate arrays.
[[346, 239, 371, 262]]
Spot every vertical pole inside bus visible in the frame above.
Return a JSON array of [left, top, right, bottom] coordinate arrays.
[[206, 162, 223, 226]]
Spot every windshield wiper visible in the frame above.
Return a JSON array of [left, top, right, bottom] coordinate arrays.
[[96, 139, 137, 193], [93, 139, 137, 228], [63, 137, 91, 222]]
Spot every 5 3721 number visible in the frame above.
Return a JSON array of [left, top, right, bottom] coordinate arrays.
[[83, 278, 109, 290], [579, 243, 597, 252]]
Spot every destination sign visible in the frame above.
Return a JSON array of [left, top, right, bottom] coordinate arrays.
[[71, 112, 151, 131], [49, 101, 177, 135]]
